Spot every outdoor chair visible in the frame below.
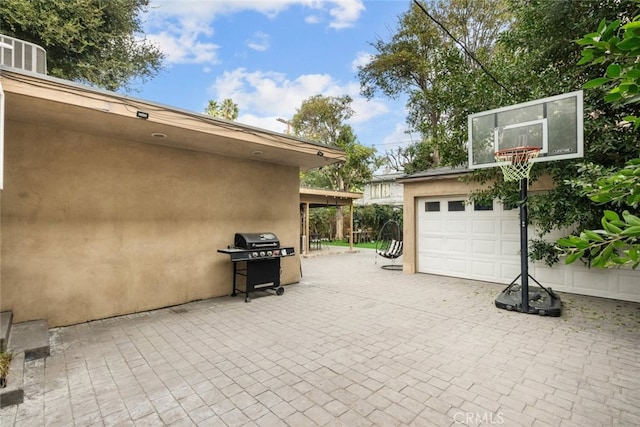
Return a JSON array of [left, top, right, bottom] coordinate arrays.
[[375, 220, 403, 270]]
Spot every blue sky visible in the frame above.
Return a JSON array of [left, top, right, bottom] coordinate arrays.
[[136, 0, 419, 152]]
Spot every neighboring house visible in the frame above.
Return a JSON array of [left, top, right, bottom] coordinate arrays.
[[0, 64, 345, 327], [399, 167, 640, 303], [354, 172, 404, 207]]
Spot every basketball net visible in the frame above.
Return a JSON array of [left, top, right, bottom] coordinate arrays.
[[494, 146, 541, 182]]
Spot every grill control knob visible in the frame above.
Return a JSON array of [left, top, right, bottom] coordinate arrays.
[[267, 251, 273, 256], [252, 252, 258, 258], [259, 251, 265, 257]]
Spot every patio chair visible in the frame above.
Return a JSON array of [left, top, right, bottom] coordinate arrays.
[[375, 220, 403, 270]]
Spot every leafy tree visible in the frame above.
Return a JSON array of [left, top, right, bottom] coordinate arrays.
[[205, 99, 239, 121], [359, 0, 640, 267], [292, 95, 379, 193], [291, 95, 380, 238], [291, 95, 354, 146], [488, 0, 640, 265], [556, 13, 640, 269], [400, 142, 438, 175], [309, 207, 336, 239], [354, 204, 403, 240], [358, 0, 512, 170], [0, 0, 163, 91]]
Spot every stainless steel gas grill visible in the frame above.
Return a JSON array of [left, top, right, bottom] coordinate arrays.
[[217, 232, 295, 302]]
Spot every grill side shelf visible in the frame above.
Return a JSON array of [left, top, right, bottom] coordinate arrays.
[[217, 247, 296, 262]]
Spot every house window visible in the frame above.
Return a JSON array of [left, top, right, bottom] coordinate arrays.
[[425, 201, 440, 212], [474, 201, 493, 211], [448, 200, 465, 212], [370, 183, 391, 199]]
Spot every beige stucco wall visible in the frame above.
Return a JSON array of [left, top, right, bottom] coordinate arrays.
[[402, 174, 554, 274], [0, 121, 301, 327]]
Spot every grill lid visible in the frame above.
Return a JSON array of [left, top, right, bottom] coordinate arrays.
[[234, 232, 280, 249]]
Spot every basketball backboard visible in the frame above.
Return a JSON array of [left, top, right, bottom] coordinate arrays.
[[468, 90, 583, 169]]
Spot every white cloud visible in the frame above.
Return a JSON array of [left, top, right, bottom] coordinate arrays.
[[350, 94, 388, 124], [148, 31, 219, 64], [237, 113, 288, 133], [208, 67, 388, 132], [145, 0, 366, 64], [351, 51, 373, 72], [381, 123, 420, 149], [328, 0, 366, 29], [246, 32, 270, 52], [305, 15, 322, 24]]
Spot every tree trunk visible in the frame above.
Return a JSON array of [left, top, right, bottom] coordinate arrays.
[[335, 207, 344, 240], [335, 175, 345, 240]]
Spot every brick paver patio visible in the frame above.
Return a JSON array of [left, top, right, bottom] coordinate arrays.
[[1, 249, 639, 426]]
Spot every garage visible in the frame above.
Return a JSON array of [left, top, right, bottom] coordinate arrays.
[[402, 170, 640, 303], [417, 196, 521, 283]]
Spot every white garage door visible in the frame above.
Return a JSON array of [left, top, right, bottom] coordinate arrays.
[[416, 196, 640, 302], [417, 197, 521, 284]]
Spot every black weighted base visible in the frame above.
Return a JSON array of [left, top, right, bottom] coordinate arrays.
[[495, 282, 562, 317]]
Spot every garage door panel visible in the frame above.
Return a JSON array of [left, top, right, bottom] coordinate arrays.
[[501, 219, 519, 235], [500, 263, 520, 281], [471, 260, 497, 277], [572, 269, 612, 292], [444, 237, 469, 252], [618, 275, 640, 300], [472, 219, 496, 233], [471, 239, 496, 255], [421, 218, 444, 232], [530, 265, 567, 288], [501, 241, 520, 256], [418, 252, 447, 273], [447, 259, 468, 275], [445, 219, 468, 233]]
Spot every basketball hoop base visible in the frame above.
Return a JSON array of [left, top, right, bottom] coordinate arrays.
[[495, 277, 562, 317]]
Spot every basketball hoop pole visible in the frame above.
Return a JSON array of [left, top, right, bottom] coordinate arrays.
[[519, 177, 530, 313]]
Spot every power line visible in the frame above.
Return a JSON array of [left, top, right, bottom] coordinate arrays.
[[412, 0, 515, 99]]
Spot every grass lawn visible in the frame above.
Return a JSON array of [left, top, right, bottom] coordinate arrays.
[[326, 240, 379, 250]]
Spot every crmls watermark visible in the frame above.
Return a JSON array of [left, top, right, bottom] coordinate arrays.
[[453, 411, 505, 425]]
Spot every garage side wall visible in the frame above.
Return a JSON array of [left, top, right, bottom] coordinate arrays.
[[1, 122, 301, 326]]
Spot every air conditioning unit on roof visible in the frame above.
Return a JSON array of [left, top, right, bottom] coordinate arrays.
[[0, 34, 47, 75]]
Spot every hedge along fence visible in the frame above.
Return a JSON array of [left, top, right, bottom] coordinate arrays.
[[309, 204, 403, 241]]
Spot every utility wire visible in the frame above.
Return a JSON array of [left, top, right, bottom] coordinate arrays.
[[412, 0, 515, 99]]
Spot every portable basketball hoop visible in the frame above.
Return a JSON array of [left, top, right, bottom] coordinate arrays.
[[493, 146, 561, 316], [495, 146, 541, 182], [467, 92, 584, 317]]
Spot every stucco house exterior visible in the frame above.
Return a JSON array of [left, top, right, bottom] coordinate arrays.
[[400, 167, 640, 303], [0, 66, 345, 327]]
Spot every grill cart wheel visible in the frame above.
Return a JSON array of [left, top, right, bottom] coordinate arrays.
[[276, 287, 285, 296]]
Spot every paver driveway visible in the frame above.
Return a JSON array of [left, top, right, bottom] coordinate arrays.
[[1, 249, 639, 426]]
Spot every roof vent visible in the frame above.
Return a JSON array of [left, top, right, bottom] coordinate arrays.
[[0, 34, 47, 75]]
